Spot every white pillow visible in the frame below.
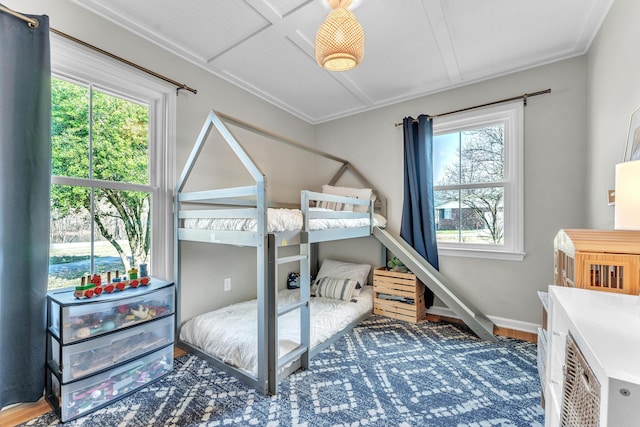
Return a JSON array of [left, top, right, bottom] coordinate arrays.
[[314, 277, 359, 302], [315, 259, 371, 288], [319, 185, 373, 213]]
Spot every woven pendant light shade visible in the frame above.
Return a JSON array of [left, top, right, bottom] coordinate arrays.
[[315, 7, 364, 71]]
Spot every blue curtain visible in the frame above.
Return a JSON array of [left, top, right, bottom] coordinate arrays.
[[400, 115, 438, 308], [0, 6, 51, 407]]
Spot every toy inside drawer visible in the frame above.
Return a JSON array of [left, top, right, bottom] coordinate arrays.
[[50, 315, 174, 382], [54, 285, 175, 344], [47, 344, 173, 422]]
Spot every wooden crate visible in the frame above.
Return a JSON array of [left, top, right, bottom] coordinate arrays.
[[373, 267, 426, 323]]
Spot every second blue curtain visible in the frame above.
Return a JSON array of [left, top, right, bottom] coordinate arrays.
[[400, 115, 439, 307]]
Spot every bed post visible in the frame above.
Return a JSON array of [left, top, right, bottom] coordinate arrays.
[[266, 234, 277, 395], [300, 231, 311, 371], [257, 178, 269, 394]]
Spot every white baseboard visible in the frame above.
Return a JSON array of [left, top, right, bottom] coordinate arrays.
[[426, 306, 541, 335]]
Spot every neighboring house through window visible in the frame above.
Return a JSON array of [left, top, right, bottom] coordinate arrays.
[[48, 37, 175, 289], [433, 101, 524, 261]]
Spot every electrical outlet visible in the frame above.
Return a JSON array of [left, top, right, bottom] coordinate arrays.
[[224, 278, 231, 292]]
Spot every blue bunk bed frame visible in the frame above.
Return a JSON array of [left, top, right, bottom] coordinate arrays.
[[174, 111, 387, 395]]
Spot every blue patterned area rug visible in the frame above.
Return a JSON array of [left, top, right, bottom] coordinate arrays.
[[23, 316, 544, 426]]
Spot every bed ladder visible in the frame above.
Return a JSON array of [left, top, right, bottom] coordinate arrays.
[[372, 227, 497, 342], [267, 233, 311, 395]]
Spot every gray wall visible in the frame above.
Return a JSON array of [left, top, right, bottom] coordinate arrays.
[[587, 0, 640, 228], [314, 57, 589, 326], [11, 0, 636, 329]]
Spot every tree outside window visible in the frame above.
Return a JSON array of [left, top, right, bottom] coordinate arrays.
[[432, 101, 524, 260], [49, 77, 151, 289], [434, 125, 505, 245]]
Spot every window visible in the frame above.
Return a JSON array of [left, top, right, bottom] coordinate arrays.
[[48, 37, 175, 289], [433, 101, 524, 261]]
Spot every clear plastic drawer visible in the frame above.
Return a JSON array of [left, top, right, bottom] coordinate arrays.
[[47, 280, 174, 344], [47, 344, 173, 422], [50, 315, 174, 382]]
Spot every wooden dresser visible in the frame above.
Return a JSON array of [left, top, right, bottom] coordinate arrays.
[[554, 229, 640, 295]]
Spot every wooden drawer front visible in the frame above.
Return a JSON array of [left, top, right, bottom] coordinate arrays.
[[579, 253, 638, 295], [373, 267, 425, 323]]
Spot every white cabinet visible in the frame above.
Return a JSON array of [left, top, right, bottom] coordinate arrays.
[[544, 285, 640, 426]]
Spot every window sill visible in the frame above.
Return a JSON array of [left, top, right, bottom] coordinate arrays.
[[438, 247, 526, 261]]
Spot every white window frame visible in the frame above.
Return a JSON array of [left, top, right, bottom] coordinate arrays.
[[433, 101, 524, 261], [50, 35, 176, 280]]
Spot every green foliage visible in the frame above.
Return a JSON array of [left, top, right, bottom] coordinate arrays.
[[51, 77, 151, 271], [387, 256, 409, 273]]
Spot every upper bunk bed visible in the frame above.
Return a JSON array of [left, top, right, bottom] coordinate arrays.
[[174, 111, 388, 395], [175, 111, 387, 248]]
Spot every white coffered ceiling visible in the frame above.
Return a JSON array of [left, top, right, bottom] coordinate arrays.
[[72, 0, 614, 124]]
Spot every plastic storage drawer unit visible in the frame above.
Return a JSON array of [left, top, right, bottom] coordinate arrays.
[[46, 344, 173, 422], [47, 280, 175, 344], [49, 314, 174, 382]]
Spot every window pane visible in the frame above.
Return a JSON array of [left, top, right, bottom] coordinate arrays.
[[433, 133, 460, 186], [49, 184, 150, 290], [435, 189, 460, 242], [92, 89, 149, 184], [94, 188, 150, 270], [51, 78, 89, 179], [460, 187, 504, 244], [460, 125, 504, 184], [50, 185, 92, 289], [435, 187, 504, 245]]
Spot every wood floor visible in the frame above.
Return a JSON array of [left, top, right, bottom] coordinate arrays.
[[0, 324, 535, 426], [424, 314, 538, 342]]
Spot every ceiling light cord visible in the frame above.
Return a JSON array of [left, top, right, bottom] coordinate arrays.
[[329, 0, 352, 9]]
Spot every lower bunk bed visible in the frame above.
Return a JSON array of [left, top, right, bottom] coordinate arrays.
[[179, 283, 373, 380], [175, 111, 387, 394]]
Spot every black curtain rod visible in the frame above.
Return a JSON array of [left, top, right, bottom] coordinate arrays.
[[395, 88, 551, 127], [50, 28, 197, 95], [1, 5, 197, 95], [0, 4, 39, 27]]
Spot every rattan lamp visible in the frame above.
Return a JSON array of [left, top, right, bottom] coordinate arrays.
[[315, 0, 364, 71], [614, 160, 640, 230]]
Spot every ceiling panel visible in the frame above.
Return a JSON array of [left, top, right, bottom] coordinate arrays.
[[263, 0, 315, 18], [74, 0, 272, 62], [443, 0, 606, 80], [340, 1, 452, 103], [215, 29, 366, 122], [73, 0, 615, 124]]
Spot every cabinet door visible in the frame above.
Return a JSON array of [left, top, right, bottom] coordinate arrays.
[[577, 253, 639, 295], [545, 293, 569, 425]]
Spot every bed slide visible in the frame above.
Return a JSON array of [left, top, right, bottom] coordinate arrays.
[[372, 227, 498, 342]]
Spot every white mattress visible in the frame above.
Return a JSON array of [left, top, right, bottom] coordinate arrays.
[[179, 286, 373, 377], [183, 207, 386, 232]]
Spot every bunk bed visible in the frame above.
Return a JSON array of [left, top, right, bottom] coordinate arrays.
[[175, 111, 387, 395]]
